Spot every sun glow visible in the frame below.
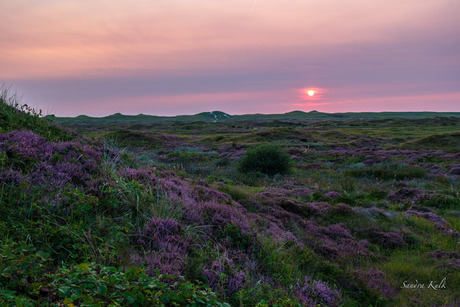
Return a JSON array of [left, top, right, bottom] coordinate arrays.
[[307, 90, 315, 96]]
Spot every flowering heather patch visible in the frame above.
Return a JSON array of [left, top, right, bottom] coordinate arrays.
[[192, 183, 230, 203], [81, 144, 102, 160], [387, 188, 426, 203], [323, 223, 352, 240], [339, 238, 370, 257], [304, 221, 370, 259], [256, 190, 285, 204], [425, 250, 460, 260], [31, 153, 95, 188], [27, 162, 71, 187], [325, 191, 341, 199], [203, 254, 246, 296], [355, 268, 398, 298], [266, 224, 297, 243], [304, 202, 332, 217], [123, 170, 197, 209], [124, 167, 155, 182], [360, 228, 405, 250], [1, 130, 54, 161], [228, 149, 245, 159], [260, 206, 306, 238], [181, 200, 258, 254], [257, 191, 331, 218], [56, 161, 85, 182], [424, 250, 460, 269], [0, 130, 103, 191], [55, 141, 84, 158], [427, 164, 442, 175], [0, 168, 22, 186], [201, 202, 250, 233], [363, 156, 387, 166], [327, 148, 358, 156], [406, 209, 447, 228], [295, 276, 342, 307], [313, 236, 370, 260], [285, 187, 314, 198], [249, 212, 298, 244], [138, 217, 183, 247], [135, 217, 188, 276], [156, 173, 192, 201], [448, 165, 460, 175], [406, 209, 459, 237]]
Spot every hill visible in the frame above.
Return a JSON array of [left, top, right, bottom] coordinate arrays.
[[48, 110, 460, 125], [2, 90, 460, 306]]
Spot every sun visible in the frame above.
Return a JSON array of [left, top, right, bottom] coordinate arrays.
[[307, 90, 315, 97]]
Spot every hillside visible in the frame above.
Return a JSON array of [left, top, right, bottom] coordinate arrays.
[[1, 91, 460, 306]]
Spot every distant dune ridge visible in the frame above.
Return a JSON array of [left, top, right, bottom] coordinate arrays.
[[48, 110, 460, 125]]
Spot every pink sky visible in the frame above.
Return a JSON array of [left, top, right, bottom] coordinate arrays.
[[1, 0, 459, 116]]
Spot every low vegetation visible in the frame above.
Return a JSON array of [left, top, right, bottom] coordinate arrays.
[[238, 144, 291, 176], [1, 89, 459, 306]]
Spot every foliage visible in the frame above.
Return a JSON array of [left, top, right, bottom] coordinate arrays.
[[0, 85, 72, 141], [238, 144, 291, 176], [1, 93, 460, 306], [0, 244, 229, 306]]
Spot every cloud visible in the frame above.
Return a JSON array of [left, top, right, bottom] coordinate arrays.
[[1, 0, 459, 115], [3, 0, 458, 79]]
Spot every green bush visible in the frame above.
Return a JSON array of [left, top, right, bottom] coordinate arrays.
[[238, 144, 291, 176]]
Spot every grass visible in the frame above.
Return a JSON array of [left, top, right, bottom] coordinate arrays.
[[397, 132, 460, 153], [1, 90, 460, 306], [345, 163, 426, 180], [381, 251, 460, 306], [0, 85, 72, 141]]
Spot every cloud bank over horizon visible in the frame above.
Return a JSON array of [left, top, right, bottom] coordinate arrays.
[[1, 0, 459, 116]]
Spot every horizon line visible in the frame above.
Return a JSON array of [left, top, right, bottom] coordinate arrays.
[[46, 109, 460, 119]]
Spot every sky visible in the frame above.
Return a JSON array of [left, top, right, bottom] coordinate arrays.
[[1, 0, 460, 117]]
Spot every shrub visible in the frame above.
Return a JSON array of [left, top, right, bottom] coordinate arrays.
[[237, 144, 290, 176]]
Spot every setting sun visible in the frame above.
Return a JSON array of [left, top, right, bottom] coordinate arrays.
[[307, 90, 315, 96]]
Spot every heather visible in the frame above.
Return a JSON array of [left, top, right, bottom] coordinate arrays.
[[1, 94, 459, 306]]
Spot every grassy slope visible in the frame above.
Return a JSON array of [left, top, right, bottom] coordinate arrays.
[[0, 94, 229, 306], [2, 90, 460, 306], [80, 114, 459, 306]]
